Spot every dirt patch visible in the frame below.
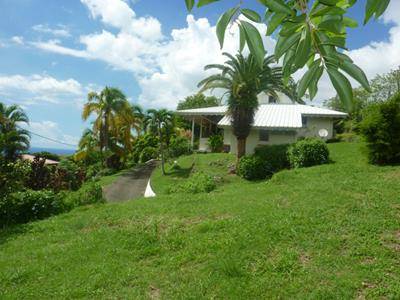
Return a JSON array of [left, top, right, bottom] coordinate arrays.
[[299, 253, 311, 266], [356, 282, 377, 300], [148, 285, 161, 299], [381, 231, 400, 252], [383, 170, 400, 180]]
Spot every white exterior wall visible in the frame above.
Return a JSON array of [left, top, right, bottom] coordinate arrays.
[[296, 117, 334, 140], [222, 117, 334, 155]]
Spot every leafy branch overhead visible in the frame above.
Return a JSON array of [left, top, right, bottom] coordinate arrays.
[[185, 0, 390, 110]]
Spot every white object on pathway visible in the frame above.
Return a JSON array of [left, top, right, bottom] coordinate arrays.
[[144, 179, 156, 198]]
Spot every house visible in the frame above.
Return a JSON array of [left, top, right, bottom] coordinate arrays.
[[176, 92, 347, 155], [21, 154, 59, 166]]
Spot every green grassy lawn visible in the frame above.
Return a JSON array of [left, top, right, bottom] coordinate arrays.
[[97, 169, 129, 187], [1, 143, 399, 298]]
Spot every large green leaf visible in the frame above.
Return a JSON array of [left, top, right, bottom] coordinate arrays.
[[216, 8, 238, 49], [293, 27, 312, 68], [241, 9, 262, 23], [275, 31, 301, 59], [197, 0, 220, 8], [339, 60, 371, 92], [266, 13, 287, 36], [185, 0, 195, 11], [364, 0, 389, 24], [297, 60, 321, 98], [261, 0, 293, 15], [327, 67, 353, 111], [241, 21, 266, 67], [308, 66, 324, 99]]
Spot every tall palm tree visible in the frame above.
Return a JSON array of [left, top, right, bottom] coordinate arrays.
[[74, 129, 99, 162], [145, 109, 174, 175], [82, 87, 138, 162], [0, 103, 30, 161], [198, 52, 285, 160]]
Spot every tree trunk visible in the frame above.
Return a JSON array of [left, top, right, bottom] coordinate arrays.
[[237, 138, 246, 161], [159, 126, 166, 175]]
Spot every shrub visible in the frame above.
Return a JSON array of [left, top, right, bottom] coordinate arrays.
[[131, 134, 159, 163], [63, 182, 104, 209], [237, 155, 273, 181], [169, 136, 192, 158], [85, 162, 102, 179], [359, 94, 400, 165], [0, 190, 64, 226], [31, 151, 60, 162], [0, 158, 30, 196], [55, 159, 85, 191], [336, 132, 360, 142], [208, 134, 224, 153], [139, 147, 158, 163], [254, 144, 290, 172], [288, 138, 330, 168], [26, 157, 53, 190], [169, 172, 216, 194]]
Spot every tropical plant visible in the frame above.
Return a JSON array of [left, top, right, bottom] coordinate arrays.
[[0, 103, 30, 161], [198, 52, 284, 159], [75, 129, 100, 163], [186, 0, 386, 108], [145, 109, 174, 175], [177, 93, 220, 110], [82, 87, 139, 164]]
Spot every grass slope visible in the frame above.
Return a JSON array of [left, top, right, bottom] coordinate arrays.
[[1, 143, 399, 299]]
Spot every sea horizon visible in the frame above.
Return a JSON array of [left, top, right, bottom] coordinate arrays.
[[29, 147, 76, 156]]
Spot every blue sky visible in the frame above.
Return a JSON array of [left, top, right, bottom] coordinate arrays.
[[0, 0, 399, 149]]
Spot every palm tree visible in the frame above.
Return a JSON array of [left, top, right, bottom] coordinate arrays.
[[82, 87, 138, 163], [198, 52, 285, 160], [74, 129, 99, 162], [0, 103, 30, 161], [145, 109, 174, 175]]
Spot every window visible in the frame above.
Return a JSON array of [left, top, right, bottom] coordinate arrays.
[[259, 130, 269, 142], [268, 95, 277, 103], [302, 116, 308, 127]]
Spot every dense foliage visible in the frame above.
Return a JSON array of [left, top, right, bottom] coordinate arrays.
[[237, 155, 272, 181], [0, 103, 30, 161], [288, 138, 330, 168], [359, 93, 400, 165], [186, 0, 388, 108], [254, 144, 290, 173], [168, 172, 216, 194], [168, 136, 192, 158], [177, 93, 220, 110], [208, 134, 224, 153]]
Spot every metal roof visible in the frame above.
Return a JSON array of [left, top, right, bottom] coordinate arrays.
[[177, 104, 347, 129]]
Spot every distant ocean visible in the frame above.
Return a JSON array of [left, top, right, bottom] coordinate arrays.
[[29, 147, 76, 156]]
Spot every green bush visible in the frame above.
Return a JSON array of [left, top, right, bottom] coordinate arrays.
[[237, 155, 273, 181], [131, 134, 159, 163], [359, 94, 400, 165], [63, 182, 104, 209], [288, 138, 330, 168], [31, 151, 60, 162], [336, 132, 360, 142], [208, 134, 224, 153], [0, 158, 30, 197], [169, 136, 192, 158], [57, 159, 83, 190], [0, 190, 64, 226], [139, 147, 158, 163], [254, 144, 290, 172], [169, 172, 216, 194]]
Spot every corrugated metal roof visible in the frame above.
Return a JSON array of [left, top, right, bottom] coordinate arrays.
[[175, 106, 227, 116], [176, 104, 347, 129]]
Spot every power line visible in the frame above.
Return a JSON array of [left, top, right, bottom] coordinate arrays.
[[1, 115, 78, 148]]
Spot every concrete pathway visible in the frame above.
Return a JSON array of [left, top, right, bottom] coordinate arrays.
[[103, 161, 157, 202]]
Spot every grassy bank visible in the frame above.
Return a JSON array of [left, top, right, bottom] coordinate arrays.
[[1, 143, 399, 298]]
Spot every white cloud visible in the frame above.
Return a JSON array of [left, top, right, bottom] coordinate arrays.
[[32, 24, 71, 38], [0, 74, 89, 106], [31, 0, 400, 108], [11, 36, 24, 45], [26, 121, 79, 149]]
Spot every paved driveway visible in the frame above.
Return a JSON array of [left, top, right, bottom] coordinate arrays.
[[103, 161, 157, 202]]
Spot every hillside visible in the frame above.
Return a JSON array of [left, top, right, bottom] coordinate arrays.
[[1, 143, 399, 298]]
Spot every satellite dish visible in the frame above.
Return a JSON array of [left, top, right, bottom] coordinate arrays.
[[319, 129, 329, 138]]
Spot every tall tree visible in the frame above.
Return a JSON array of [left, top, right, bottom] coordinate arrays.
[[0, 103, 30, 161], [145, 109, 174, 175], [198, 52, 285, 160], [82, 87, 138, 162], [177, 93, 220, 110], [185, 0, 389, 108]]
